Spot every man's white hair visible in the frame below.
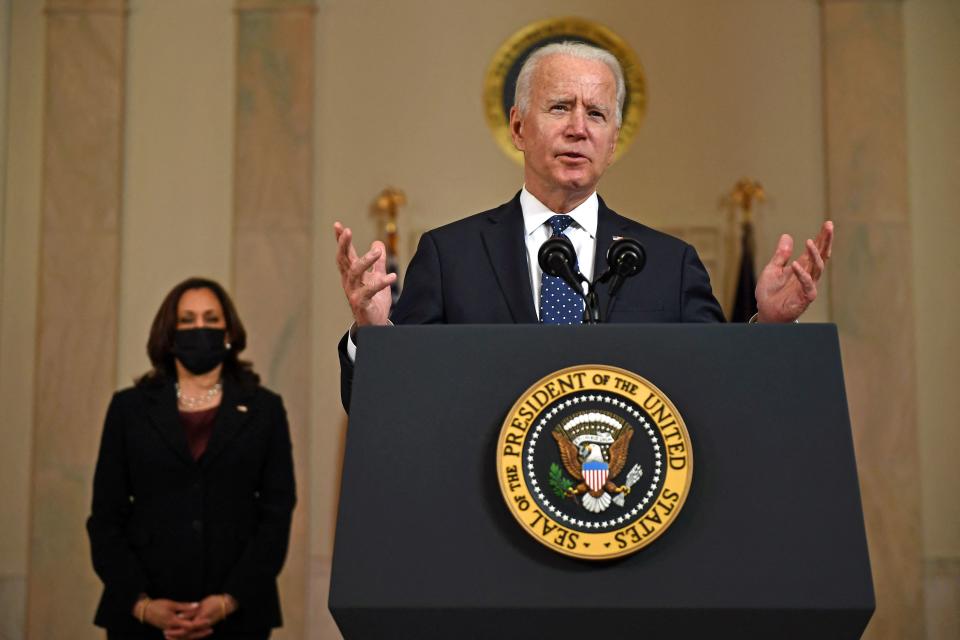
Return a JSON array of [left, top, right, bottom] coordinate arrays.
[[513, 41, 626, 127]]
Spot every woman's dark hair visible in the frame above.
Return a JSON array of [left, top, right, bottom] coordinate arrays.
[[137, 277, 260, 388]]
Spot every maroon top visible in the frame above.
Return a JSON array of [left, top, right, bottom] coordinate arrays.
[[179, 405, 219, 460]]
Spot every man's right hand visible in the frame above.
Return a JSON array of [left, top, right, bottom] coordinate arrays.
[[334, 222, 396, 327]]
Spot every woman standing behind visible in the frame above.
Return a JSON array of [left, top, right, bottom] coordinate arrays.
[[87, 277, 296, 639]]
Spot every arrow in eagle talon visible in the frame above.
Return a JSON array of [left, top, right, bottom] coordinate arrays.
[[612, 464, 643, 507]]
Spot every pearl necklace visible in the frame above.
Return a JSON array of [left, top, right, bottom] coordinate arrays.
[[176, 381, 223, 410]]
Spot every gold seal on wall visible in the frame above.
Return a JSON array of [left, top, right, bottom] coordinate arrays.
[[483, 17, 647, 165], [496, 365, 692, 560]]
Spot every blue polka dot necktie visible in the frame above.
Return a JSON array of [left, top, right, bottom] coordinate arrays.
[[540, 215, 583, 325]]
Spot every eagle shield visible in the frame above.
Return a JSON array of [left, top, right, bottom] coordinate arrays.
[[582, 459, 609, 493]]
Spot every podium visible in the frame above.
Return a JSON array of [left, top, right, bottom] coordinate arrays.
[[329, 325, 874, 639]]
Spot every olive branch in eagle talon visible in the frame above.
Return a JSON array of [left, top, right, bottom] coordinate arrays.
[[548, 463, 575, 499], [552, 424, 634, 513]]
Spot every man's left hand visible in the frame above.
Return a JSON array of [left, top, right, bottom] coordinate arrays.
[[755, 221, 833, 323]]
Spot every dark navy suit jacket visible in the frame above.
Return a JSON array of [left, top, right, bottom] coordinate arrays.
[[338, 193, 724, 410]]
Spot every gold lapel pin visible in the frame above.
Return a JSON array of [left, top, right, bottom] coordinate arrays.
[[237, 405, 248, 413]]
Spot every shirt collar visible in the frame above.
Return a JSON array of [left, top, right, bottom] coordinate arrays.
[[520, 187, 598, 239]]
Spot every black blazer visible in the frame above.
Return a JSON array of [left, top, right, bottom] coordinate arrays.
[[87, 377, 296, 635], [339, 193, 725, 409]]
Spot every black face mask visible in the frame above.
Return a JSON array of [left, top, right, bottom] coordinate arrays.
[[172, 328, 229, 375]]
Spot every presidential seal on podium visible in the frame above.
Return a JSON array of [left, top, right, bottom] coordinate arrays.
[[496, 364, 692, 560]]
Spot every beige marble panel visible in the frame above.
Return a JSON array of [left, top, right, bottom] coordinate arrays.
[[925, 558, 960, 640], [904, 0, 960, 561], [0, 574, 26, 640], [822, 0, 909, 223], [0, 1, 7, 231], [821, 2, 924, 639], [234, 2, 315, 638], [42, 17, 125, 230], [238, 0, 314, 11], [235, 4, 314, 232], [905, 3, 960, 637], [26, 2, 126, 639], [47, 0, 124, 11], [0, 0, 44, 582], [307, 556, 341, 640]]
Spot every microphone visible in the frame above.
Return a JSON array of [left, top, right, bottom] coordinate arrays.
[[605, 237, 646, 298], [595, 237, 646, 321], [538, 235, 587, 304]]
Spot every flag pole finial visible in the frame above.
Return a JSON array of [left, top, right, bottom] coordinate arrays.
[[730, 178, 766, 224]]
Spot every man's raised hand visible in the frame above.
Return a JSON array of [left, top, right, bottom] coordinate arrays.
[[755, 221, 833, 323], [334, 222, 396, 327]]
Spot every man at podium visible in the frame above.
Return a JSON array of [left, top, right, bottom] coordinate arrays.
[[332, 42, 833, 408]]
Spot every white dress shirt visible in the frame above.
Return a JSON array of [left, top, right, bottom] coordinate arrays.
[[520, 187, 597, 318], [346, 188, 599, 359]]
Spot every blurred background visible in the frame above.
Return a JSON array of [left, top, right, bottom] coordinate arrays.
[[0, 0, 956, 638]]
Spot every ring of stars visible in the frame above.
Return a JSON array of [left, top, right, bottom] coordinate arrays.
[[525, 393, 664, 532]]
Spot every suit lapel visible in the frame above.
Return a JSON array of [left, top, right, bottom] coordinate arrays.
[[201, 380, 253, 468], [144, 381, 195, 466], [480, 195, 538, 323], [594, 198, 631, 321]]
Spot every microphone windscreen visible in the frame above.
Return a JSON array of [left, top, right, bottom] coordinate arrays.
[[607, 238, 646, 276], [538, 235, 577, 277]]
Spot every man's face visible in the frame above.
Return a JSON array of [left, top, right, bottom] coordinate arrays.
[[510, 54, 620, 207]]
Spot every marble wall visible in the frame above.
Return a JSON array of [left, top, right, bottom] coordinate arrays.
[[26, 1, 127, 637], [234, 1, 316, 637], [905, 0, 960, 637], [822, 1, 923, 636], [905, 0, 960, 562], [0, 2, 43, 639]]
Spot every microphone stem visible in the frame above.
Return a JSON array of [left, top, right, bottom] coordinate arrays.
[[603, 291, 616, 324], [586, 289, 601, 324]]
